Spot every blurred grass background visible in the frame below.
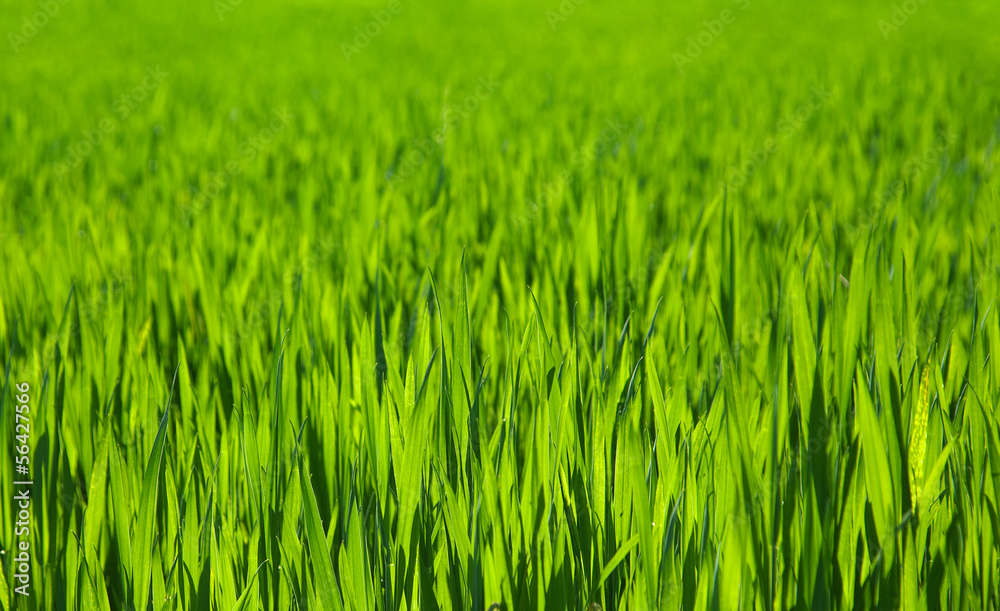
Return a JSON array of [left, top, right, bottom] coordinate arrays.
[[1, 0, 1000, 610]]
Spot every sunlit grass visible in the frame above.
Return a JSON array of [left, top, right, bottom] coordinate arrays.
[[1, 0, 999, 609]]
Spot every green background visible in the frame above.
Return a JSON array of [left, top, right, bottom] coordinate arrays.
[[1, 0, 999, 609]]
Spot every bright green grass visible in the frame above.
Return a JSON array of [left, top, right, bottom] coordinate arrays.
[[1, 0, 1000, 609]]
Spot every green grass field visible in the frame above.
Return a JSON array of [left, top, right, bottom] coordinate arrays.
[[2, 0, 1000, 609]]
